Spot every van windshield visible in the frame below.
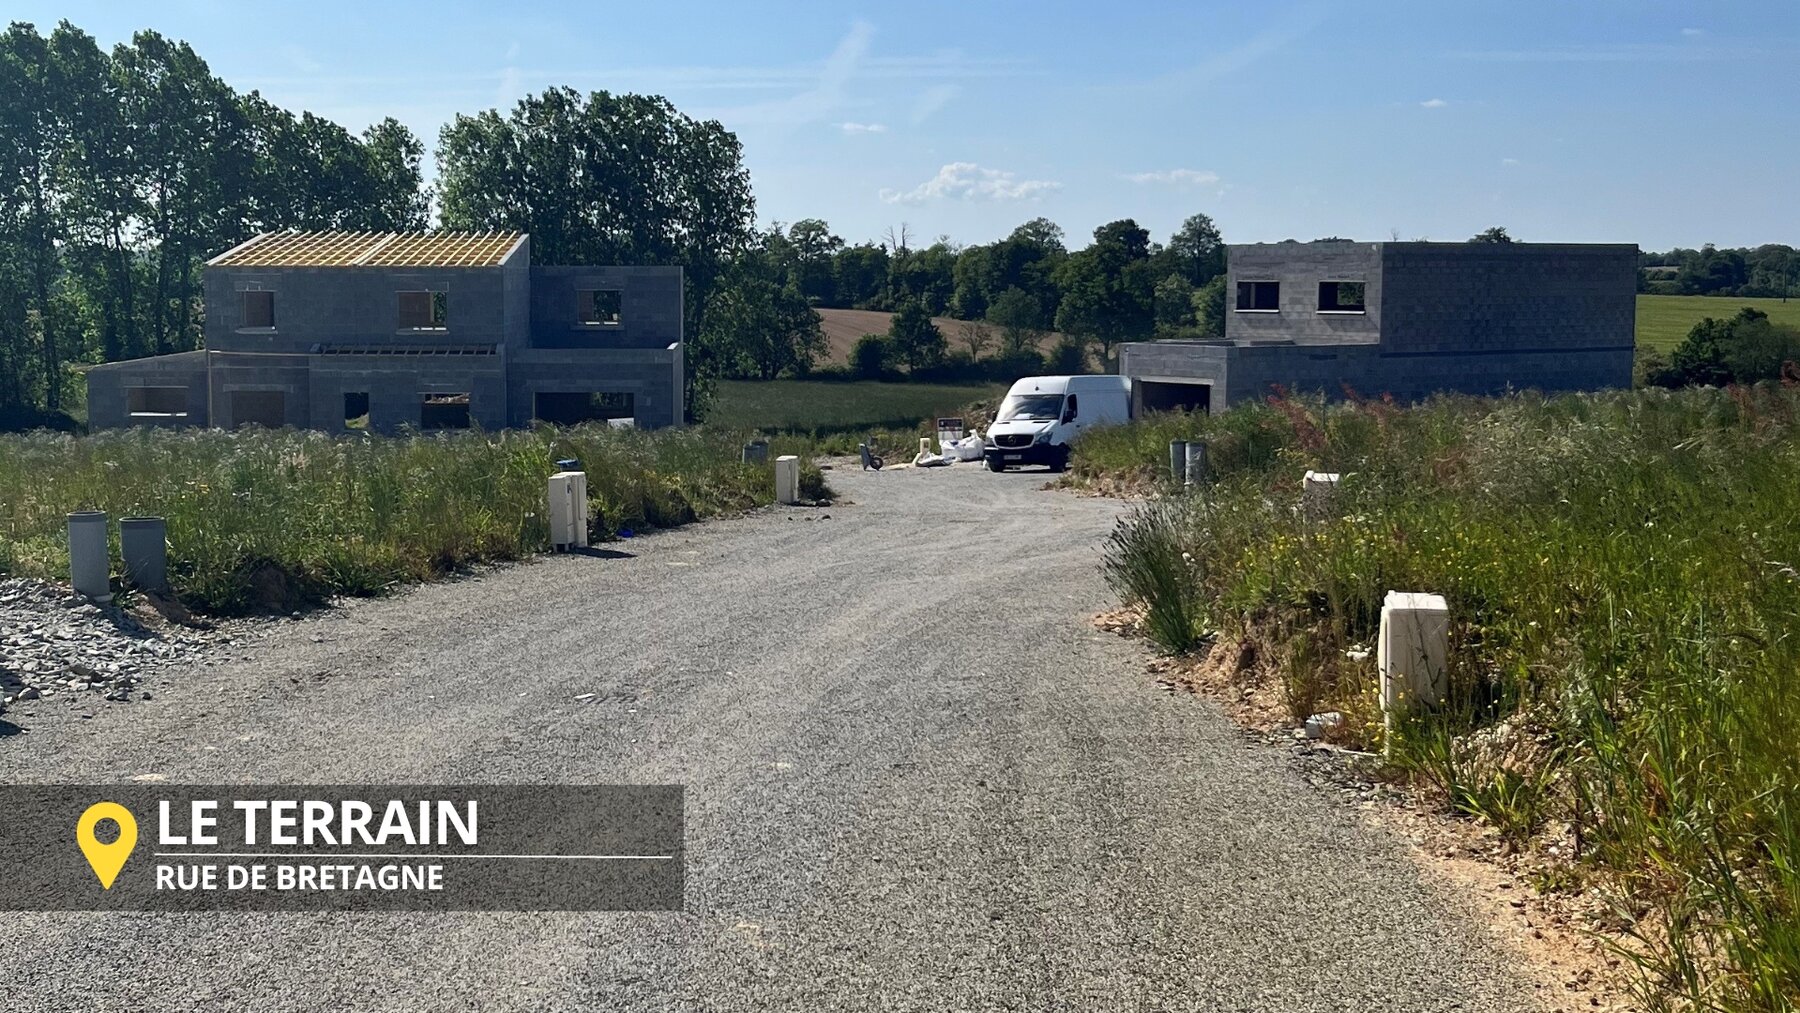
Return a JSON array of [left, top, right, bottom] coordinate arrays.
[[997, 393, 1064, 422]]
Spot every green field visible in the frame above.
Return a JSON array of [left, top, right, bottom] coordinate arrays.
[[1637, 293, 1800, 350], [707, 380, 1003, 434]]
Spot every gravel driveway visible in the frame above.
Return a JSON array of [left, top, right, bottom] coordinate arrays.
[[1, 463, 1537, 1011]]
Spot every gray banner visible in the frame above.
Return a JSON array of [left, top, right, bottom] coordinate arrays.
[[0, 785, 683, 911]]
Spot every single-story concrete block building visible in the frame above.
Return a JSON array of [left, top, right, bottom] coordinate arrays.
[[87, 231, 684, 432], [1118, 240, 1637, 414]]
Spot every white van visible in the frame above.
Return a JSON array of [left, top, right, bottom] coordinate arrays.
[[983, 375, 1131, 472]]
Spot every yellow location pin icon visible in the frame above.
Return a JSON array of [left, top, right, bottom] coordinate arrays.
[[76, 801, 138, 890]]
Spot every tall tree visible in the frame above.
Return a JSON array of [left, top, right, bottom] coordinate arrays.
[[1055, 219, 1155, 365], [0, 22, 72, 407], [359, 118, 430, 231], [1192, 276, 1228, 337], [1167, 212, 1225, 286], [114, 30, 248, 355], [986, 286, 1044, 356], [887, 296, 946, 371], [437, 87, 755, 418], [784, 218, 842, 305], [702, 262, 823, 380], [58, 24, 144, 363], [436, 92, 754, 307], [833, 243, 889, 308], [1153, 273, 1196, 333]]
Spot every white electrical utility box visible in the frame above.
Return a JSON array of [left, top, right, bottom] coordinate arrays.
[[548, 470, 589, 550], [774, 455, 801, 505], [1378, 590, 1449, 714]]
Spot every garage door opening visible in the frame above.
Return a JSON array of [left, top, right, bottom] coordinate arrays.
[[230, 390, 286, 428], [343, 392, 370, 429], [420, 393, 471, 430], [1139, 380, 1212, 415], [533, 391, 635, 427]]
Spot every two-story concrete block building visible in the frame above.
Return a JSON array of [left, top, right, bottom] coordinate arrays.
[[86, 231, 684, 432], [1118, 240, 1637, 414]]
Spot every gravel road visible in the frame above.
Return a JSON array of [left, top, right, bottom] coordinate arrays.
[[1, 463, 1537, 1011]]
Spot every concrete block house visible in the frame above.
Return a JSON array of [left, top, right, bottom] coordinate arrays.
[[87, 231, 684, 432], [1118, 240, 1637, 414]]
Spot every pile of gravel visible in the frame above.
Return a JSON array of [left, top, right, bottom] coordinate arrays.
[[0, 578, 220, 714]]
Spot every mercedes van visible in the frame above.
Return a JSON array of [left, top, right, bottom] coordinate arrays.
[[983, 375, 1131, 472]]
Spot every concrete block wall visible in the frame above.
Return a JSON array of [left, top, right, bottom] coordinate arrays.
[[1379, 243, 1636, 359], [204, 265, 519, 355], [205, 353, 312, 428], [308, 357, 508, 434], [1118, 342, 1232, 410], [1226, 242, 1383, 347], [528, 266, 684, 351], [507, 347, 683, 429], [85, 351, 212, 429]]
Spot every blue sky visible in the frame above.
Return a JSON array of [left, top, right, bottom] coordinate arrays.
[[17, 1, 1799, 251]]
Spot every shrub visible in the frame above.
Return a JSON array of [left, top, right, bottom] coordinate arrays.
[[1047, 336, 1090, 374], [851, 333, 895, 379]]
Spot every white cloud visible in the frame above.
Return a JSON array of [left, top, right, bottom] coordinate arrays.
[[1681, 27, 1706, 37], [1420, 97, 1448, 108], [1122, 169, 1222, 187], [880, 162, 1060, 204], [910, 83, 961, 124], [1501, 157, 1520, 166], [839, 122, 887, 134]]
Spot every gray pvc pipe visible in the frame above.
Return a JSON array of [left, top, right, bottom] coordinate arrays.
[[67, 511, 111, 602], [120, 516, 168, 593]]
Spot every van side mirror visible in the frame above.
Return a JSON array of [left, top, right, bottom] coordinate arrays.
[[1061, 394, 1078, 423]]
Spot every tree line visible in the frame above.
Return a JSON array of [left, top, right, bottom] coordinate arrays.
[[1638, 244, 1800, 299], [0, 21, 433, 422], [711, 212, 1232, 383], [2, 19, 1243, 424], [1, 20, 758, 425], [26, 19, 1779, 426]]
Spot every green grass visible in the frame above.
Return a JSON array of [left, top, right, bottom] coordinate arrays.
[[1638, 294, 1800, 351], [1090, 389, 1799, 1011], [707, 379, 1003, 434], [0, 424, 827, 615]]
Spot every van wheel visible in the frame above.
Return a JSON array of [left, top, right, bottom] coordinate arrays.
[[1048, 450, 1069, 473], [986, 457, 1005, 473]]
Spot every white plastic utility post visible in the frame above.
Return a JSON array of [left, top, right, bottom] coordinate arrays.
[[1378, 591, 1449, 722], [548, 471, 589, 551], [774, 455, 801, 505], [1303, 470, 1341, 517]]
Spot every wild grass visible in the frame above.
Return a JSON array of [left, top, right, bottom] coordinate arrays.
[[0, 424, 826, 614], [1094, 386, 1800, 1011]]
